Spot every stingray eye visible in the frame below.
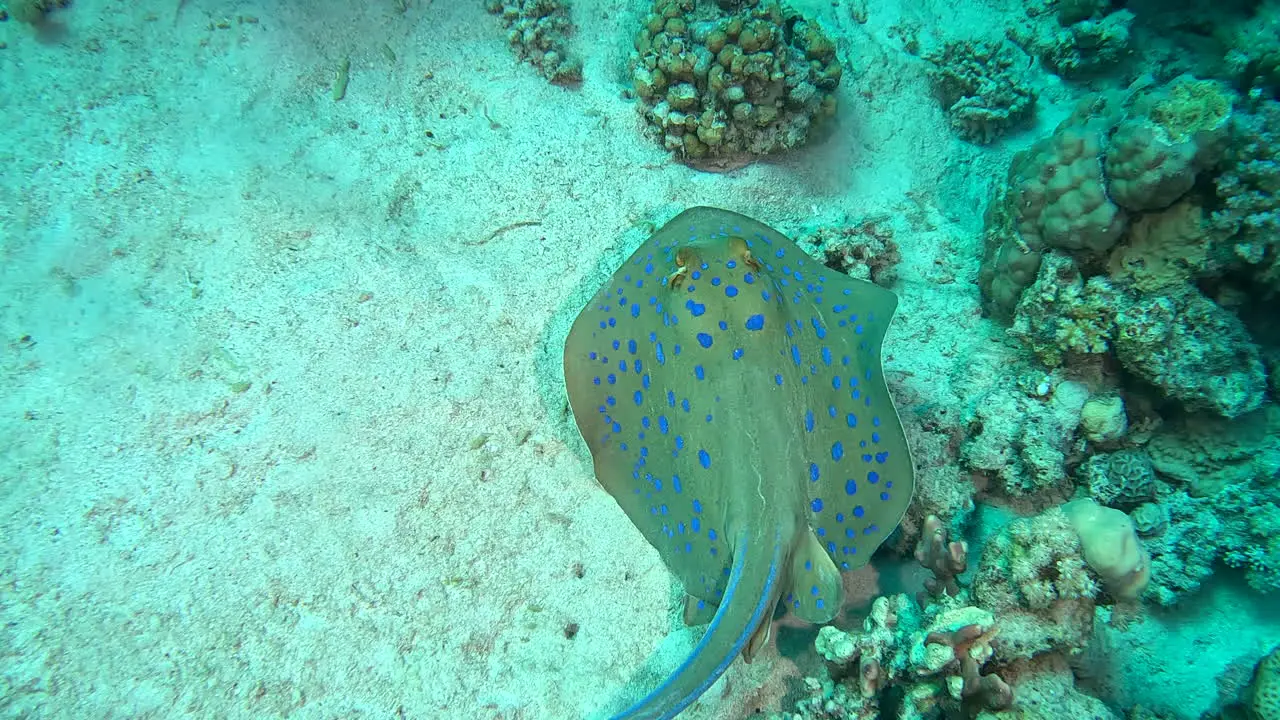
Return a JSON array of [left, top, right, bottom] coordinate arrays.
[[729, 237, 762, 271], [665, 249, 700, 289]]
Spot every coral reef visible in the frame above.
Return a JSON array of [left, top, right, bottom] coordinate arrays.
[[973, 507, 1099, 658], [1141, 490, 1220, 605], [1015, 4, 1135, 78], [1223, 1, 1280, 99], [959, 375, 1089, 497], [1062, 498, 1151, 601], [1008, 262, 1266, 418], [486, 0, 583, 85], [1007, 253, 1119, 367], [780, 497, 1151, 720], [1104, 77, 1233, 212], [791, 595, 1010, 719], [923, 39, 1037, 144], [1113, 406, 1280, 602], [1105, 200, 1217, 294], [1250, 645, 1280, 720], [977, 93, 1128, 321], [1129, 502, 1168, 537], [1111, 283, 1266, 419], [628, 0, 842, 162], [1145, 404, 1280, 497], [1210, 98, 1280, 294], [980, 76, 1274, 418], [1005, 121, 1127, 254]]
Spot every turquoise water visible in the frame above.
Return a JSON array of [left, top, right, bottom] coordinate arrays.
[[1, 1, 1278, 719]]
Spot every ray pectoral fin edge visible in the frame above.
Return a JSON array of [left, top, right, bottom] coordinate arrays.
[[609, 526, 785, 720]]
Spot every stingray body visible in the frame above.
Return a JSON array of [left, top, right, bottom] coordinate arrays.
[[563, 207, 914, 719]]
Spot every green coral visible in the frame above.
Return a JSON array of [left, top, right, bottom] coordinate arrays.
[[1112, 284, 1266, 419], [1008, 252, 1119, 366], [1040, 9, 1135, 77], [923, 39, 1037, 144]]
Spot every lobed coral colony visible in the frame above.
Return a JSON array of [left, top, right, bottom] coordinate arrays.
[[628, 0, 843, 162], [491, 0, 1280, 718]]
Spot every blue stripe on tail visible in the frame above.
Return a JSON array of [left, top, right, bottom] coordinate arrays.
[[611, 527, 784, 720]]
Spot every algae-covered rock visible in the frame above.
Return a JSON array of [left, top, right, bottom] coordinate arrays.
[[923, 39, 1037, 144]]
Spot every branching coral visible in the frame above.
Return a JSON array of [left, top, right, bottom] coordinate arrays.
[[915, 514, 969, 601], [796, 596, 1010, 719]]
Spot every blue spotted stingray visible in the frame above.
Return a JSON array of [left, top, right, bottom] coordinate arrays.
[[563, 207, 914, 720]]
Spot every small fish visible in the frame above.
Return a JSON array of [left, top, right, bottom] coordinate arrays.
[[564, 207, 915, 719]]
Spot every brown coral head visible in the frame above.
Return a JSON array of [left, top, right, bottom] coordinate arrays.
[[915, 515, 968, 598], [960, 656, 1014, 711], [927, 623, 985, 652]]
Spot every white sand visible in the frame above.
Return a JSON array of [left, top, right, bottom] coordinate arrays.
[[0, 0, 1101, 718]]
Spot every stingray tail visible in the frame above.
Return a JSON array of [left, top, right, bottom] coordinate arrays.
[[612, 525, 785, 720]]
